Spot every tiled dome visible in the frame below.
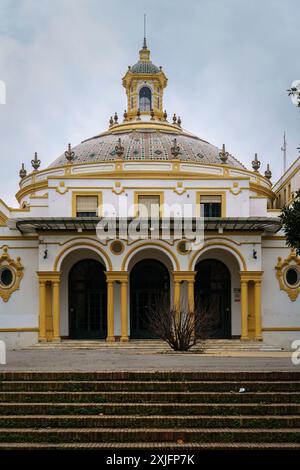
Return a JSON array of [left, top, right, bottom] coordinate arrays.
[[49, 127, 245, 169], [130, 61, 160, 74]]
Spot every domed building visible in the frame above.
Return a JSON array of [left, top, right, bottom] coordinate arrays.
[[0, 38, 299, 349]]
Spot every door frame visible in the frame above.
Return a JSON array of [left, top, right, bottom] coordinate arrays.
[[194, 258, 232, 339], [129, 258, 170, 339], [68, 258, 107, 339]]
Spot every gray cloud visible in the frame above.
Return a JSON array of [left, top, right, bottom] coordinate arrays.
[[0, 0, 299, 205]]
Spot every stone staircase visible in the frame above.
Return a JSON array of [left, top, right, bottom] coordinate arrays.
[[29, 339, 280, 352], [0, 371, 299, 449]]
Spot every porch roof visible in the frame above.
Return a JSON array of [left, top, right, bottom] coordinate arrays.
[[11, 217, 282, 234]]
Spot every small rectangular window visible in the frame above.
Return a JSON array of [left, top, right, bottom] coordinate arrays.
[[76, 196, 98, 217], [137, 195, 160, 218], [200, 195, 222, 217]]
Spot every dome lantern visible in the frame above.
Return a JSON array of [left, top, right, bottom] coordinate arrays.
[[122, 34, 168, 122]]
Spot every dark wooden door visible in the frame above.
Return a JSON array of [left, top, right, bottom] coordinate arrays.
[[195, 259, 231, 339], [69, 259, 107, 339], [130, 259, 170, 339]]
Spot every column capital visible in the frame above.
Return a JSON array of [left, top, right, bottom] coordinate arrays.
[[37, 271, 62, 283], [105, 271, 129, 283], [173, 271, 196, 282], [240, 271, 264, 282]]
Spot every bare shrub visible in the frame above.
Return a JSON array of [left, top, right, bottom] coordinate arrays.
[[147, 295, 221, 351]]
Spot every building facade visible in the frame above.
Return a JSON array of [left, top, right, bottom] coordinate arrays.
[[0, 40, 299, 349]]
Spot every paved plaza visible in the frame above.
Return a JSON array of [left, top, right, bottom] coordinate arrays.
[[0, 347, 296, 372]]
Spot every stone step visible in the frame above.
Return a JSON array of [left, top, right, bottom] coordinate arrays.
[[29, 340, 274, 351], [0, 402, 299, 416], [0, 414, 300, 428], [0, 391, 299, 404], [0, 427, 299, 443], [2, 380, 300, 392], [1, 371, 299, 381], [0, 442, 299, 449]]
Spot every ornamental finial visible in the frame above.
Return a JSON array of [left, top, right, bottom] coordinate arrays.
[[31, 152, 41, 171], [171, 138, 180, 159], [219, 144, 229, 164], [115, 138, 124, 158], [264, 164, 272, 180], [177, 116, 182, 127], [19, 163, 27, 179], [123, 110, 128, 122], [172, 113, 177, 125], [163, 110, 167, 121], [109, 116, 114, 127], [114, 112, 118, 124], [252, 153, 261, 172], [137, 108, 141, 120], [65, 143, 75, 163], [150, 109, 155, 120], [143, 14, 147, 49]]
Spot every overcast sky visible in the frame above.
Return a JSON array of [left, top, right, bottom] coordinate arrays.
[[0, 0, 299, 205]]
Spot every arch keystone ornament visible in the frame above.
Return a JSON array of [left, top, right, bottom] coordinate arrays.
[[275, 250, 300, 301], [0, 246, 24, 302]]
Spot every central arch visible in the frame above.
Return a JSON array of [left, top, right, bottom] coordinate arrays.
[[195, 259, 231, 339], [130, 259, 170, 339], [68, 259, 107, 339]]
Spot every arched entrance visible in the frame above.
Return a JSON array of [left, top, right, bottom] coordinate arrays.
[[69, 259, 107, 339], [130, 259, 170, 339], [195, 259, 231, 339]]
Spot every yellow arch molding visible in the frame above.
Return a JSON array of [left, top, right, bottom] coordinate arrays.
[[122, 241, 180, 271], [188, 240, 247, 271], [0, 211, 8, 226], [54, 241, 113, 272]]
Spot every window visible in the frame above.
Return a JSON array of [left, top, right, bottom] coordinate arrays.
[[285, 267, 299, 287], [137, 194, 161, 218], [139, 87, 152, 111], [0, 267, 14, 288], [76, 195, 98, 217], [200, 195, 222, 217]]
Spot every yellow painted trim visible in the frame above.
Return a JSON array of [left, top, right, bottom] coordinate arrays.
[[173, 270, 196, 282], [196, 191, 226, 217], [122, 241, 180, 271], [53, 241, 113, 271], [120, 276, 129, 342], [250, 182, 275, 200], [29, 193, 48, 199], [188, 240, 247, 271], [262, 236, 286, 240], [0, 246, 24, 302], [110, 240, 125, 255], [262, 327, 300, 332], [240, 278, 249, 340], [273, 157, 300, 194], [16, 182, 48, 202], [275, 251, 300, 301], [0, 246, 38, 250], [105, 273, 115, 342], [0, 236, 38, 240], [134, 191, 165, 217], [0, 328, 38, 333], [0, 211, 8, 226], [71, 191, 102, 217]]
